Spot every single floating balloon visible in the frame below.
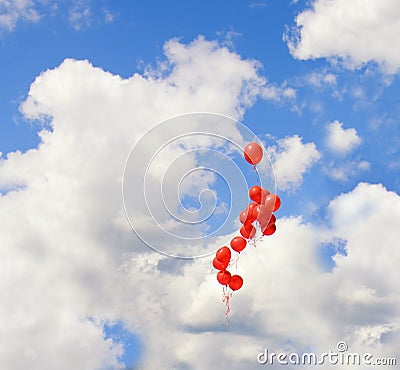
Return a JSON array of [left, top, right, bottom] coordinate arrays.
[[216, 246, 231, 263], [217, 270, 231, 286], [229, 275, 243, 291], [230, 236, 247, 253], [244, 142, 263, 165]]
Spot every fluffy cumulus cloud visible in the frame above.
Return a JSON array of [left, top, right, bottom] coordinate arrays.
[[0, 36, 267, 370], [266, 135, 321, 191], [180, 183, 400, 370], [326, 120, 361, 155], [1, 37, 399, 370], [285, 0, 400, 73]]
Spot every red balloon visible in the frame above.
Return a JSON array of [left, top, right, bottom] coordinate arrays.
[[249, 185, 263, 204], [246, 202, 258, 223], [244, 142, 263, 165], [217, 270, 231, 286], [260, 213, 276, 231], [216, 246, 231, 263], [263, 194, 276, 213], [240, 225, 249, 238], [273, 195, 281, 212], [261, 188, 270, 204], [230, 236, 247, 253], [213, 257, 229, 270], [243, 220, 254, 231], [262, 223, 276, 236], [253, 204, 271, 224], [264, 194, 281, 213], [229, 275, 243, 291], [267, 213, 276, 225], [239, 209, 249, 224], [240, 223, 256, 239], [252, 204, 261, 220]]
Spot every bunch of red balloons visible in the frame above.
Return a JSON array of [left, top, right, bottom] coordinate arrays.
[[212, 141, 281, 295], [240, 185, 280, 237], [213, 246, 244, 291]]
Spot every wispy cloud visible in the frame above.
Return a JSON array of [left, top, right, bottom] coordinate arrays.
[[324, 159, 370, 182], [0, 0, 40, 31], [249, 2, 268, 9], [68, 1, 92, 30], [0, 0, 116, 33]]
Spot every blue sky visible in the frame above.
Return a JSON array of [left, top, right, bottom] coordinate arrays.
[[1, 1, 400, 369], [2, 1, 399, 189]]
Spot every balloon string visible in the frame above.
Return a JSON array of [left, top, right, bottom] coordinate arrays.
[[248, 233, 257, 248], [253, 164, 261, 186], [230, 253, 240, 270], [222, 286, 232, 326]]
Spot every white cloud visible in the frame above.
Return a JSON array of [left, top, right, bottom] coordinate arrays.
[[307, 71, 337, 87], [159, 36, 294, 111], [326, 120, 361, 154], [68, 0, 113, 31], [0, 0, 115, 32], [68, 2, 91, 30], [0, 0, 40, 31], [261, 84, 297, 102], [324, 122, 366, 181], [0, 37, 270, 369], [181, 183, 400, 369], [266, 135, 321, 191], [325, 159, 370, 182], [285, 0, 400, 73], [249, 2, 268, 9], [103, 7, 114, 23], [1, 36, 399, 370]]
